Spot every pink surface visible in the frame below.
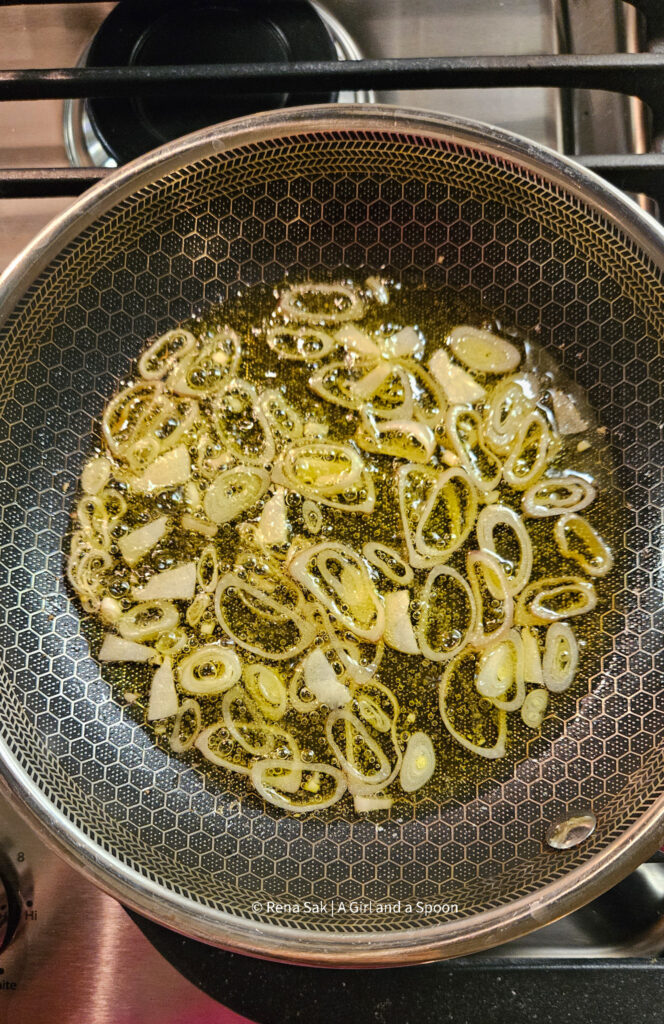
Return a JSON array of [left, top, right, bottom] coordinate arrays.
[[184, 1010, 256, 1024], [116, 1002, 257, 1024]]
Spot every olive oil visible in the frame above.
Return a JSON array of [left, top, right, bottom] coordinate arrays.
[[70, 279, 621, 809]]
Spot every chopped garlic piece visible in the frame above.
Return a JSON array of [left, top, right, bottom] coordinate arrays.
[[302, 648, 350, 708], [81, 455, 112, 495], [133, 445, 191, 492], [353, 794, 393, 812], [429, 347, 486, 404], [134, 562, 196, 601], [365, 275, 389, 305], [550, 389, 589, 435], [336, 323, 380, 358], [184, 480, 201, 509], [118, 515, 168, 566], [302, 772, 321, 794], [256, 489, 289, 547], [521, 627, 543, 686], [100, 596, 123, 623], [576, 440, 591, 453], [99, 634, 154, 662], [181, 513, 217, 538], [147, 657, 179, 721], [384, 325, 425, 360], [303, 421, 329, 438], [351, 361, 392, 400], [383, 590, 419, 654]]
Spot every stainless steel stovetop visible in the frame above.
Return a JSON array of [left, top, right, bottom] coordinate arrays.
[[0, 2, 662, 1022]]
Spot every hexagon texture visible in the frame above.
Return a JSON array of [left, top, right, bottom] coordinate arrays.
[[0, 128, 662, 937]]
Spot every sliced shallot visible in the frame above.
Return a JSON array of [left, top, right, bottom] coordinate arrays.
[[522, 474, 596, 518], [415, 565, 475, 663], [448, 325, 521, 374], [542, 622, 578, 692], [517, 576, 597, 625], [466, 550, 514, 648], [178, 645, 242, 696], [400, 732, 436, 793], [439, 649, 507, 759], [476, 504, 533, 595], [278, 282, 364, 325], [554, 513, 613, 577], [521, 688, 549, 728]]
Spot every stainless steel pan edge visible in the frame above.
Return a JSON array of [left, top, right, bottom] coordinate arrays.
[[0, 104, 661, 966], [1, 740, 663, 968], [4, 103, 664, 317]]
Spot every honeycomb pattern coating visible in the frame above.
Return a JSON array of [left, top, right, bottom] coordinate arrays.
[[0, 125, 662, 940]]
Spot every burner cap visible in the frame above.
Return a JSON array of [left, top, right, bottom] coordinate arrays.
[[86, 0, 339, 164]]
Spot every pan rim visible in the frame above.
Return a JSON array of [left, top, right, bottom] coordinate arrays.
[[0, 102, 663, 966], [1, 730, 662, 966]]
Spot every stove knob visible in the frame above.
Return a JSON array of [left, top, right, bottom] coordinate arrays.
[[0, 872, 21, 953]]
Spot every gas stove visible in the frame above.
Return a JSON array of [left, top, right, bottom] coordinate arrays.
[[0, 2, 663, 1022]]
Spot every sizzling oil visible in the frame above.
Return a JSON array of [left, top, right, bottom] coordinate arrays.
[[76, 280, 622, 807]]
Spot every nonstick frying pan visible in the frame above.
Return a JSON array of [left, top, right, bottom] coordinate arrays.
[[0, 106, 662, 966]]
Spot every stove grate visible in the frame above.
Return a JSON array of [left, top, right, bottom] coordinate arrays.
[[1, 0, 664, 206]]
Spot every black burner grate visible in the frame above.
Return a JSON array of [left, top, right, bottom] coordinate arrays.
[[1, 0, 664, 205], [0, 3, 663, 1017]]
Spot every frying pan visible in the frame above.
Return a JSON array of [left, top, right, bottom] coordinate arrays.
[[0, 105, 662, 967]]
